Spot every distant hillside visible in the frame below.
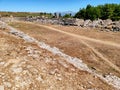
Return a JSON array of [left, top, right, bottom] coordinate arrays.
[[0, 11, 53, 18], [0, 11, 76, 18]]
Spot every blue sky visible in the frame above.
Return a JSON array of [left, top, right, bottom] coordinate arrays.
[[0, 0, 120, 12]]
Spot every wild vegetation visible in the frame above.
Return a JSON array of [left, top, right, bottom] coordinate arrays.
[[74, 4, 120, 21], [63, 14, 72, 18]]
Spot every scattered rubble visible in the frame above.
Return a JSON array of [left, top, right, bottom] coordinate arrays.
[[29, 17, 120, 32], [104, 74, 120, 88]]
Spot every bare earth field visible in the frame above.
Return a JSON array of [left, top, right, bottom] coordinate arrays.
[[9, 21, 120, 76], [0, 28, 116, 90], [0, 20, 120, 90]]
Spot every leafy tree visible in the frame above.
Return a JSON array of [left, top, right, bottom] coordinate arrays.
[[63, 14, 72, 18], [112, 4, 120, 20], [74, 8, 86, 19]]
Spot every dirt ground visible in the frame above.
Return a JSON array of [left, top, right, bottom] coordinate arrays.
[[48, 25, 120, 44], [0, 28, 116, 90], [9, 21, 120, 78]]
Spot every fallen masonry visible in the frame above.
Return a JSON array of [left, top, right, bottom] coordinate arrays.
[[1, 17, 120, 32], [15, 17, 120, 32]]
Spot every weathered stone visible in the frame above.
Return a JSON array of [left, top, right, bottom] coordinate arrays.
[[83, 19, 92, 27], [74, 19, 84, 26], [63, 18, 76, 25], [91, 19, 104, 28], [0, 85, 4, 90], [103, 19, 113, 27], [4, 82, 12, 88]]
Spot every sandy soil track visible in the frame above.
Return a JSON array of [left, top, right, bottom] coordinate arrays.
[[36, 24, 120, 48], [21, 22, 120, 73]]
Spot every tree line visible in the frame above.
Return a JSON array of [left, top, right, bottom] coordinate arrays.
[[74, 4, 120, 21]]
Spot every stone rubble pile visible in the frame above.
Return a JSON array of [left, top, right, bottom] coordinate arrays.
[[1, 17, 120, 31], [25, 17, 120, 31]]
